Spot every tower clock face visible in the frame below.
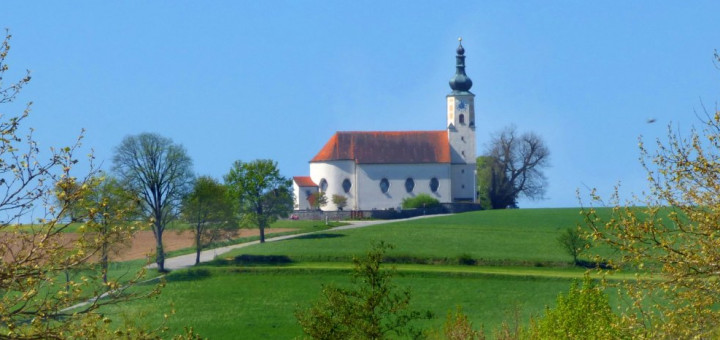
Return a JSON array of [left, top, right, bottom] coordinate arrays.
[[456, 99, 469, 114]]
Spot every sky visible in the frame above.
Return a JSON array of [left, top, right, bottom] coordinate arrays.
[[2, 1, 720, 209]]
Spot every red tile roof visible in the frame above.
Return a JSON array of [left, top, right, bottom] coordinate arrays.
[[310, 131, 450, 164], [293, 176, 317, 187]]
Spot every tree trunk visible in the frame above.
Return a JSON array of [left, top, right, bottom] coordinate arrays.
[[195, 228, 202, 265], [259, 223, 265, 243], [101, 240, 108, 284], [154, 224, 165, 272]]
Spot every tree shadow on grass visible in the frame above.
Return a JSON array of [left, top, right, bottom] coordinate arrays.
[[166, 268, 213, 282], [294, 233, 345, 240], [233, 254, 293, 265]]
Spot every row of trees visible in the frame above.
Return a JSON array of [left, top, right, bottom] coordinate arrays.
[[306, 191, 347, 211], [0, 31, 205, 339], [110, 139, 294, 271]]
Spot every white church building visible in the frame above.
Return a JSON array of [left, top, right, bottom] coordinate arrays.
[[293, 40, 477, 211]]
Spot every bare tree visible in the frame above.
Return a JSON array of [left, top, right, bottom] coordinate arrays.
[[477, 126, 550, 209], [113, 133, 193, 272]]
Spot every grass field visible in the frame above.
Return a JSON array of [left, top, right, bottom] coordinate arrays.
[[220, 208, 609, 266], [97, 208, 627, 339]]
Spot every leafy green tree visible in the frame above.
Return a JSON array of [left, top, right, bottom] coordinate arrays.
[[475, 156, 494, 210], [331, 194, 348, 211], [182, 176, 236, 265], [224, 159, 293, 243], [113, 133, 193, 272], [308, 191, 327, 210], [84, 174, 142, 283], [477, 126, 550, 209], [583, 109, 720, 338], [528, 276, 620, 339], [557, 227, 589, 265], [401, 193, 440, 209], [296, 242, 431, 339]]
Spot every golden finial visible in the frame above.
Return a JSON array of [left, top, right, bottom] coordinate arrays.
[[458, 37, 462, 42]]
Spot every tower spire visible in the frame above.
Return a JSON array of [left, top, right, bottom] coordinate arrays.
[[449, 37, 473, 94]]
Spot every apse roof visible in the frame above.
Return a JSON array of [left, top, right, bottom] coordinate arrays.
[[293, 176, 317, 187]]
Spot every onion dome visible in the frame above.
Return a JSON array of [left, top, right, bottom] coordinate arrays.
[[449, 37, 473, 94]]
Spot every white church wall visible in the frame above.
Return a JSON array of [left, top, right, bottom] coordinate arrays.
[[450, 164, 477, 201], [310, 160, 356, 211], [293, 182, 318, 210], [355, 163, 452, 210]]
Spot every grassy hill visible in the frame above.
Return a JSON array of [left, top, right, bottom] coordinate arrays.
[[98, 208, 618, 338]]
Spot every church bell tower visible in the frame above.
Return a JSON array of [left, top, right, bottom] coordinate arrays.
[[447, 38, 477, 202]]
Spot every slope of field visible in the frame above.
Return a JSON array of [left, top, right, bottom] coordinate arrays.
[[220, 208, 595, 266], [98, 208, 617, 339]]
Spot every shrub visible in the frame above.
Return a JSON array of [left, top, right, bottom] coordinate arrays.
[[402, 193, 440, 209], [528, 275, 620, 339], [295, 242, 431, 339]]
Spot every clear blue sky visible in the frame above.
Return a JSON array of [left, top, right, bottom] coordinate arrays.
[[3, 1, 719, 208]]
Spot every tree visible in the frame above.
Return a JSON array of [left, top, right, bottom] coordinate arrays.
[[557, 227, 589, 265], [0, 30, 163, 338], [224, 159, 293, 243], [181, 176, 236, 265], [84, 175, 142, 283], [477, 126, 550, 209], [331, 194, 347, 211], [582, 105, 720, 335], [528, 276, 620, 339], [296, 242, 430, 339], [401, 193, 440, 209], [112, 133, 193, 272], [307, 191, 327, 210], [427, 306, 484, 340]]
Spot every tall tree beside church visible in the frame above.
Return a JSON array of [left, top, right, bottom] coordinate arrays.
[[225, 159, 294, 243], [113, 133, 193, 272], [477, 126, 550, 209]]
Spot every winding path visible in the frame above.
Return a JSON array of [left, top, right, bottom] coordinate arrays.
[[149, 214, 448, 271]]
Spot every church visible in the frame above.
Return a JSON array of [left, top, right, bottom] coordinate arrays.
[[293, 39, 477, 211]]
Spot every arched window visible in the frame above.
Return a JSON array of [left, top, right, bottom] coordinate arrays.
[[405, 178, 414, 193], [319, 179, 328, 192], [459, 114, 465, 125], [379, 178, 390, 193], [430, 177, 439, 193], [342, 179, 352, 193]]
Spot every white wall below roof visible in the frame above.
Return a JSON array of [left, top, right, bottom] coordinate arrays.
[[310, 160, 356, 211], [293, 182, 318, 210], [356, 163, 452, 210], [310, 160, 452, 211]]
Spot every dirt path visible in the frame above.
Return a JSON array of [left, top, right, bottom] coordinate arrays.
[[107, 228, 295, 261]]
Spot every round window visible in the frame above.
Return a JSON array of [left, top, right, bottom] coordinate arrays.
[[379, 178, 390, 193], [430, 177, 439, 193], [405, 178, 414, 193], [319, 179, 328, 192], [342, 179, 352, 193]]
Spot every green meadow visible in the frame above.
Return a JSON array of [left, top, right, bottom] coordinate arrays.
[[97, 208, 625, 339]]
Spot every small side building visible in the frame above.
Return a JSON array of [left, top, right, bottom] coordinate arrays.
[[292, 176, 318, 210]]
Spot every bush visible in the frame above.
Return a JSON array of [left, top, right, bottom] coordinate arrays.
[[528, 275, 620, 339], [402, 193, 441, 209]]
